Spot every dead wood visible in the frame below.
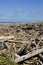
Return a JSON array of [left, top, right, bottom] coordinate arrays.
[[15, 48, 43, 63], [0, 36, 14, 40]]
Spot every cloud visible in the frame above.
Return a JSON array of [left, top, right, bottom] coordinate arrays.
[[0, 8, 22, 19], [16, 8, 22, 13], [0, 14, 7, 19], [0, 13, 13, 19], [5, 8, 22, 19]]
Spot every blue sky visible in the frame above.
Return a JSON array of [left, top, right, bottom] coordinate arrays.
[[0, 0, 43, 23]]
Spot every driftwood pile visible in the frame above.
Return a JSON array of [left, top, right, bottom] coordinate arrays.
[[0, 23, 43, 65]]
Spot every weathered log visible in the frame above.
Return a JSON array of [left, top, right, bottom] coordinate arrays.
[[35, 40, 43, 62], [0, 36, 14, 40], [4, 42, 11, 49], [17, 46, 25, 54], [39, 60, 43, 65], [14, 54, 20, 58], [39, 54, 43, 62], [15, 48, 43, 63], [7, 40, 30, 44]]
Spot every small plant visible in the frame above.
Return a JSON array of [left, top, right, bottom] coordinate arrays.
[[0, 56, 17, 65]]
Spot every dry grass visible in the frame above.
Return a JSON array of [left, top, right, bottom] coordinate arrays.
[[0, 56, 17, 65]]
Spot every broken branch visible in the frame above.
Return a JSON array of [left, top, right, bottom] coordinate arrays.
[[15, 48, 43, 63]]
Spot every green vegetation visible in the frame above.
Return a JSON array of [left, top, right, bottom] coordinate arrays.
[[0, 56, 17, 65]]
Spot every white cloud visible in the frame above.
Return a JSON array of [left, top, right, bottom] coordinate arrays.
[[0, 13, 13, 19], [0, 14, 7, 19], [0, 8, 22, 19], [16, 8, 22, 13]]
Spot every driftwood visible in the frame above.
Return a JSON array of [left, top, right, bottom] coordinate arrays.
[[35, 40, 43, 62], [4, 42, 11, 49], [39, 54, 43, 62], [15, 48, 43, 63], [0, 36, 14, 40], [14, 54, 20, 58], [39, 60, 43, 65], [17, 46, 25, 54], [8, 40, 31, 44], [8, 36, 43, 44]]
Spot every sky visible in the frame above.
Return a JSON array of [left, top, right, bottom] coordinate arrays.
[[0, 0, 43, 23]]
